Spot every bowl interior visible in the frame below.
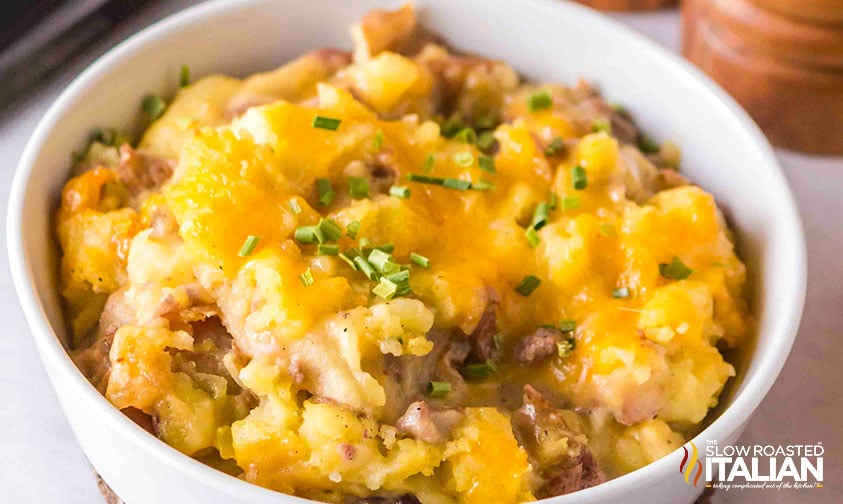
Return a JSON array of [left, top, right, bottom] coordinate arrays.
[[10, 0, 805, 499]]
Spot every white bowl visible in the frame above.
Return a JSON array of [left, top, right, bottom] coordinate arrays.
[[7, 0, 806, 502]]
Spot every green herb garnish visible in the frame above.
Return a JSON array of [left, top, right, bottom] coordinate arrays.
[[410, 252, 430, 268], [571, 165, 588, 190], [179, 64, 190, 88], [563, 196, 581, 210], [372, 129, 384, 151], [238, 235, 260, 257], [348, 177, 370, 199], [453, 152, 474, 167], [478, 155, 496, 174], [659, 257, 694, 280], [312, 116, 341, 130], [427, 381, 451, 398], [515, 275, 541, 296], [462, 359, 499, 379], [300, 267, 314, 286], [141, 94, 167, 121], [528, 90, 553, 112], [545, 137, 565, 156], [389, 185, 411, 199], [346, 221, 361, 238], [316, 178, 336, 206], [638, 135, 660, 154]]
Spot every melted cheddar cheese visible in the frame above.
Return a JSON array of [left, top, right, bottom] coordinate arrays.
[[58, 5, 750, 503]]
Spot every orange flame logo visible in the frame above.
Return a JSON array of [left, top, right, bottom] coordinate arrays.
[[680, 441, 703, 486]]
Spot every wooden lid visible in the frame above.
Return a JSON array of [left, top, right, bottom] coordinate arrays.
[[683, 0, 843, 154], [745, 0, 843, 25], [704, 0, 843, 70], [573, 0, 676, 11]]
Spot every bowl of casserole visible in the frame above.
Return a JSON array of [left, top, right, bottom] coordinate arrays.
[[7, 0, 806, 503]]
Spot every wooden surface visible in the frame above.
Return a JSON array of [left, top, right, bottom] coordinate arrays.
[[683, 0, 843, 155], [573, 0, 676, 11]]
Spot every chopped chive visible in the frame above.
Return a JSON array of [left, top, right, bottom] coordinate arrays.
[[492, 332, 504, 352], [559, 320, 576, 332], [612, 287, 630, 299], [408, 173, 444, 185], [238, 235, 260, 257], [386, 270, 410, 284], [527, 90, 553, 112], [427, 381, 451, 398], [545, 137, 566, 156], [423, 154, 435, 173], [525, 226, 540, 248], [531, 202, 550, 230], [141, 94, 167, 121], [599, 223, 617, 237], [470, 179, 494, 190], [372, 129, 384, 151], [515, 275, 541, 296], [354, 255, 378, 280], [299, 267, 314, 286], [474, 115, 496, 131], [440, 116, 464, 138], [453, 152, 474, 167], [312, 115, 341, 130], [659, 257, 694, 280], [410, 252, 429, 268], [462, 359, 498, 379], [294, 225, 324, 245], [179, 64, 190, 88], [556, 339, 575, 358], [375, 243, 395, 253], [288, 198, 302, 215], [383, 261, 402, 275], [373, 277, 398, 300], [563, 196, 581, 210], [592, 120, 612, 134], [548, 193, 559, 210], [359, 237, 372, 249], [571, 165, 588, 190], [317, 244, 339, 256], [348, 177, 370, 199], [453, 127, 477, 145], [478, 155, 496, 173], [476, 131, 496, 152], [638, 135, 661, 154], [389, 185, 411, 199], [346, 221, 361, 238], [339, 248, 361, 270], [317, 218, 343, 242], [443, 178, 472, 190], [316, 178, 336, 206], [368, 249, 392, 272]]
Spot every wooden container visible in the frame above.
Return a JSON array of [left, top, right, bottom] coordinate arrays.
[[573, 0, 676, 11], [683, 0, 843, 155]]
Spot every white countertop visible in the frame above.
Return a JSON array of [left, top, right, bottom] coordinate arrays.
[[0, 2, 840, 502]]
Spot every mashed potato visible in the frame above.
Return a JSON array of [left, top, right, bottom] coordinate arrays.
[[59, 5, 750, 503]]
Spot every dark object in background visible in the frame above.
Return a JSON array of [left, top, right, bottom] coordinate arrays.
[[0, 0, 156, 108], [683, 0, 843, 155], [573, 0, 677, 11]]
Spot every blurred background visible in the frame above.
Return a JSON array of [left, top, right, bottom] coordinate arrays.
[[0, 0, 839, 502]]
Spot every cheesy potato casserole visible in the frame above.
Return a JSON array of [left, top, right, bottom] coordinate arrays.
[[59, 5, 750, 503]]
